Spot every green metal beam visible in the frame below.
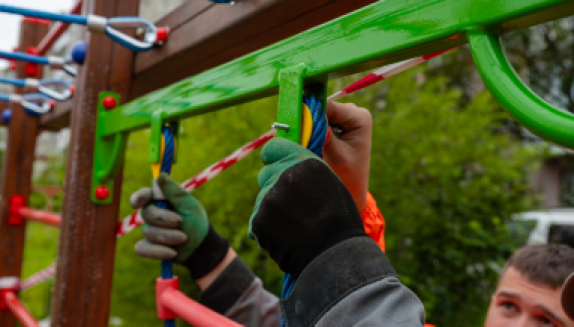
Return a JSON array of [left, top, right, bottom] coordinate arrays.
[[101, 0, 574, 137], [469, 30, 574, 149]]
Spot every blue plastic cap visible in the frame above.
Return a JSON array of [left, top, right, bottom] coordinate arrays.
[[71, 40, 87, 65], [2, 109, 11, 123]]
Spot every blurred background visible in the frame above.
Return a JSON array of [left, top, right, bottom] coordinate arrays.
[[2, 1, 574, 326]]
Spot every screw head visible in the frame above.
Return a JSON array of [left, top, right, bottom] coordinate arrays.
[[156, 27, 168, 44], [94, 186, 110, 200], [2, 109, 11, 123], [26, 47, 38, 55], [102, 96, 117, 110]]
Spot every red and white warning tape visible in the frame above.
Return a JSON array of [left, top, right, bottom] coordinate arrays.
[[21, 129, 277, 290], [20, 266, 55, 291], [116, 129, 277, 236], [328, 48, 454, 101]]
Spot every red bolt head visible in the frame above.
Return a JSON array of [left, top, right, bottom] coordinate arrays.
[[48, 100, 56, 110], [69, 84, 76, 96], [94, 186, 110, 200], [26, 47, 38, 55], [10, 195, 25, 206], [102, 96, 117, 110], [156, 27, 168, 44], [25, 63, 39, 77]]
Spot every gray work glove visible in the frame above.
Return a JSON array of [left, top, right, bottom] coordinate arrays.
[[132, 173, 229, 279]]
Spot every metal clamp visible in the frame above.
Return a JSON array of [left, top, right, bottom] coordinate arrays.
[[104, 17, 160, 52], [38, 78, 73, 101]]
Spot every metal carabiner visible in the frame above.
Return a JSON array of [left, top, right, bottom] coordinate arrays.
[[38, 78, 73, 101], [47, 56, 77, 77], [20, 93, 52, 115], [104, 17, 159, 52]]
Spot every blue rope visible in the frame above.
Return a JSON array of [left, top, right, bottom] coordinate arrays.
[[157, 126, 176, 327], [280, 95, 327, 327], [0, 50, 51, 65], [0, 5, 88, 25], [0, 77, 26, 87]]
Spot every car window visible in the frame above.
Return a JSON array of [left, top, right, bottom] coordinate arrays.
[[548, 224, 574, 248]]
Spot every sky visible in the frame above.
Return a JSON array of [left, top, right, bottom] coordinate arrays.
[[0, 0, 74, 68]]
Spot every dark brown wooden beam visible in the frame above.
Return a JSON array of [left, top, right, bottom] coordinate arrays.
[[129, 0, 377, 99], [0, 20, 48, 327], [49, 0, 138, 326]]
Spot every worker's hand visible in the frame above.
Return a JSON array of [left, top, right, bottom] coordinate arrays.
[[322, 101, 372, 211], [132, 173, 229, 279], [249, 138, 367, 278]]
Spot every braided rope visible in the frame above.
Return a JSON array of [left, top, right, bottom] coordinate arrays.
[[281, 94, 327, 326], [153, 126, 177, 327]]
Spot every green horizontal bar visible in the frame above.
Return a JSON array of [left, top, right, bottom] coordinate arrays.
[[103, 0, 574, 136]]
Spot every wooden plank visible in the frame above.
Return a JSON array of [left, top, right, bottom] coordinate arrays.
[[130, 0, 377, 98], [0, 20, 48, 327], [48, 0, 139, 326]]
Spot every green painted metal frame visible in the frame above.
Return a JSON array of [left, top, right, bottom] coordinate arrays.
[[91, 0, 574, 202]]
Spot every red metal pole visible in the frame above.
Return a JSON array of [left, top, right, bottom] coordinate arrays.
[[159, 288, 243, 327], [36, 0, 83, 55], [18, 208, 60, 227], [3, 291, 39, 327]]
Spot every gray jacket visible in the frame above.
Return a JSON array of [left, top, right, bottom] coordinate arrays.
[[199, 237, 425, 327]]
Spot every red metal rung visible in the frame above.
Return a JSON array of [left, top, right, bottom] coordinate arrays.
[[3, 291, 40, 327], [156, 278, 243, 327], [156, 277, 179, 320], [18, 207, 60, 227], [8, 195, 25, 226]]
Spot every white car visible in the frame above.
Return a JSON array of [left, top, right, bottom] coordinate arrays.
[[511, 208, 574, 246]]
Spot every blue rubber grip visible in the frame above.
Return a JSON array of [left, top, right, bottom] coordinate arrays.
[[0, 5, 87, 25], [0, 77, 26, 87]]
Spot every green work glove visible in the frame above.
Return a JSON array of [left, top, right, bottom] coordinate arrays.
[[249, 138, 367, 278], [132, 173, 229, 279]]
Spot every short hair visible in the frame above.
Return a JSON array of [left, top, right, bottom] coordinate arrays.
[[504, 244, 574, 289]]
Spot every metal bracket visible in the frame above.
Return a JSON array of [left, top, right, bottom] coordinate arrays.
[[91, 92, 128, 204], [276, 64, 307, 143]]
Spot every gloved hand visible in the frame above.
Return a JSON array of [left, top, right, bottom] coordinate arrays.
[[132, 173, 229, 279], [249, 138, 368, 278]]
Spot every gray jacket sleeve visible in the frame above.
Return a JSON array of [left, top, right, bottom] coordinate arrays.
[[200, 237, 425, 327], [281, 236, 426, 327], [199, 256, 281, 327]]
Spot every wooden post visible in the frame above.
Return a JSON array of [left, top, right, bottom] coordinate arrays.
[[49, 1, 139, 326], [0, 19, 48, 327]]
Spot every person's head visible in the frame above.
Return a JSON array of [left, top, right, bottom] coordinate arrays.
[[485, 244, 574, 327]]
